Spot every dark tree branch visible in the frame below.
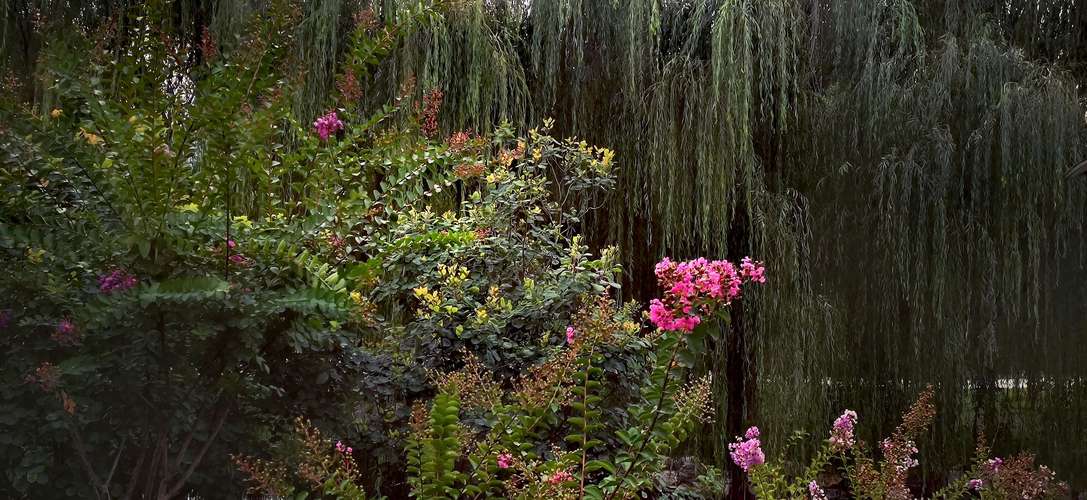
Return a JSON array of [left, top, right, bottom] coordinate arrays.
[[67, 423, 106, 500], [1066, 159, 1087, 178], [162, 405, 230, 500]]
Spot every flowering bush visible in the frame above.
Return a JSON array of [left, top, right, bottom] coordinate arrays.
[[730, 386, 1071, 499], [405, 296, 724, 499], [0, 2, 446, 496], [234, 417, 366, 499]]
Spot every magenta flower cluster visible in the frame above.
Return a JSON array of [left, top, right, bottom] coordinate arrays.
[[565, 326, 576, 344], [98, 269, 138, 294], [968, 479, 983, 490], [335, 440, 353, 455], [728, 426, 766, 472], [648, 256, 766, 332], [496, 452, 512, 469], [829, 409, 857, 451], [808, 480, 828, 500], [314, 110, 344, 141]]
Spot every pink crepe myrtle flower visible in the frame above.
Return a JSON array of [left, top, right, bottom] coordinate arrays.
[[648, 257, 766, 332], [829, 409, 858, 451], [809, 480, 828, 500], [52, 318, 81, 346], [740, 256, 767, 283], [57, 319, 75, 335], [565, 326, 576, 344], [968, 479, 983, 490], [986, 457, 1003, 472], [98, 269, 138, 294], [497, 452, 512, 469], [728, 427, 765, 472], [547, 469, 573, 484], [335, 441, 353, 454], [314, 110, 344, 141]]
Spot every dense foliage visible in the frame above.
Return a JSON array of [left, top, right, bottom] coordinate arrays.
[[1, 0, 1085, 498]]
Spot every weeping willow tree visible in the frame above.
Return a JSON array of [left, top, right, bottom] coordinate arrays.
[[804, 0, 1087, 484], [4, 0, 1086, 492]]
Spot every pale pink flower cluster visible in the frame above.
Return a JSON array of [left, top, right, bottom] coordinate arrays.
[[565, 326, 576, 344], [547, 469, 572, 484], [314, 110, 344, 141], [968, 479, 983, 490], [98, 268, 138, 294], [986, 457, 1003, 471], [881, 438, 919, 471], [648, 256, 766, 332], [829, 409, 857, 451], [335, 440, 353, 454], [497, 452, 512, 469], [808, 480, 828, 500], [728, 426, 766, 472]]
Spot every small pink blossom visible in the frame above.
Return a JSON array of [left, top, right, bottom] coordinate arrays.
[[829, 409, 857, 451], [986, 457, 1003, 471], [728, 427, 765, 472], [52, 319, 80, 346], [496, 452, 512, 469], [547, 469, 573, 484], [98, 269, 138, 294], [809, 480, 827, 500], [57, 319, 75, 335], [968, 479, 983, 490], [314, 110, 344, 141], [565, 326, 576, 344]]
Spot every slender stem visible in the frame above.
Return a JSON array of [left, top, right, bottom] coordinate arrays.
[[604, 335, 681, 500], [577, 344, 596, 500]]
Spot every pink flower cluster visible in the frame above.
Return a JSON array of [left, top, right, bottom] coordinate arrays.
[[565, 326, 576, 344], [829, 409, 857, 451], [314, 110, 344, 141], [968, 479, 983, 490], [547, 469, 572, 484], [648, 256, 766, 332], [52, 319, 80, 346], [335, 440, 353, 455], [728, 426, 766, 472], [987, 457, 1003, 471], [808, 480, 828, 500], [497, 452, 512, 469], [98, 269, 138, 294]]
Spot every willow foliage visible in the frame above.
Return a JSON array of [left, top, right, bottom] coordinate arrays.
[[3, 0, 1086, 487]]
